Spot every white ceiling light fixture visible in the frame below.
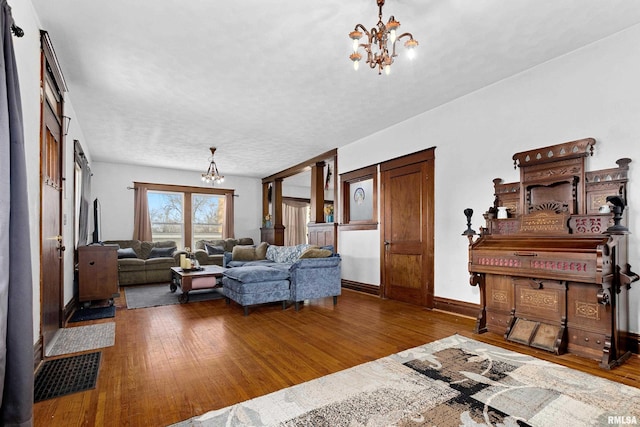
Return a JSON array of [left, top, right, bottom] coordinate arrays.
[[201, 147, 224, 185], [349, 0, 419, 75]]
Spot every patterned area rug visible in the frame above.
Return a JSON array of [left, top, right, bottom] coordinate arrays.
[[173, 335, 640, 427], [46, 323, 115, 357], [125, 284, 224, 309]]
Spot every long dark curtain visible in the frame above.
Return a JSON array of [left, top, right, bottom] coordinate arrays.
[[132, 184, 152, 241], [75, 140, 91, 245], [0, 1, 34, 426]]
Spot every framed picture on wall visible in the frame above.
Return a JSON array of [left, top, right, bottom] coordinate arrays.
[[340, 165, 377, 230]]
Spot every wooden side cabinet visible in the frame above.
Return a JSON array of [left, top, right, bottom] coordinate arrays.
[[78, 244, 118, 306]]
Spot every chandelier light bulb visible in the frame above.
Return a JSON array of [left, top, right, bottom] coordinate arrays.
[[349, 52, 362, 71], [352, 39, 359, 52], [404, 38, 419, 60], [389, 29, 397, 43], [384, 64, 391, 75]]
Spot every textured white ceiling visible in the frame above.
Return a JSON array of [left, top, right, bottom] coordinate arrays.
[[30, 0, 640, 179]]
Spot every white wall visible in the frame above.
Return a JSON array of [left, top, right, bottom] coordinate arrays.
[[90, 162, 262, 244], [338, 24, 640, 332]]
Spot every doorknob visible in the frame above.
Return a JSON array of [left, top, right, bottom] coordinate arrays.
[[384, 240, 390, 248], [47, 235, 63, 241]]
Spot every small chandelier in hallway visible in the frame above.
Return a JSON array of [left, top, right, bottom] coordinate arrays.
[[349, 0, 419, 75], [201, 147, 224, 185]]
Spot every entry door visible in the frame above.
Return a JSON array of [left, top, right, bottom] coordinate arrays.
[[381, 149, 435, 306], [41, 40, 66, 352]]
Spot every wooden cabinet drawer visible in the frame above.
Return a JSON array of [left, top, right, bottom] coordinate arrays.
[[567, 329, 607, 360]]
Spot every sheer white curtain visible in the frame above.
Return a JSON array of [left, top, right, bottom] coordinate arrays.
[[283, 199, 309, 246]]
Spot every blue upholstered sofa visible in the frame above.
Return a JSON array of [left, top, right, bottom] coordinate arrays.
[[221, 244, 341, 315]]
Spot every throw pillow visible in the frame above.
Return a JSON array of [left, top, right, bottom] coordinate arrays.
[[319, 245, 334, 254], [232, 245, 256, 261], [299, 248, 333, 258], [266, 244, 314, 263], [255, 242, 269, 260], [117, 247, 138, 259], [148, 246, 176, 259], [205, 243, 225, 255]]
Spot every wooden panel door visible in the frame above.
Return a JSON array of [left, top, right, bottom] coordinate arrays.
[[381, 150, 434, 306], [41, 37, 66, 353]]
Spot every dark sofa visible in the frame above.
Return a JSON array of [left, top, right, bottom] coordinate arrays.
[[104, 239, 184, 285]]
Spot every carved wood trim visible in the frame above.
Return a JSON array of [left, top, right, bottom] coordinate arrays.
[[512, 137, 595, 168]]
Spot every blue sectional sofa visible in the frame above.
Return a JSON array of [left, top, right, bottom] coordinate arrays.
[[221, 244, 341, 315]]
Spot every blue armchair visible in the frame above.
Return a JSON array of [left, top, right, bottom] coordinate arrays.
[[289, 256, 342, 311]]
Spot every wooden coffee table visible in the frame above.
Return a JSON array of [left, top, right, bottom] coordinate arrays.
[[170, 265, 226, 303]]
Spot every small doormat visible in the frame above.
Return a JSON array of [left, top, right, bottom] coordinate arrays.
[[34, 351, 101, 402], [46, 323, 115, 357], [69, 305, 116, 323]]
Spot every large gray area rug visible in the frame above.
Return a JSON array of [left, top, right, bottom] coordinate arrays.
[[46, 323, 115, 357], [125, 284, 224, 309], [173, 334, 640, 427]]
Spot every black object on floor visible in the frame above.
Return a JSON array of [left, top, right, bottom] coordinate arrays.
[[69, 305, 115, 322], [34, 352, 102, 402]]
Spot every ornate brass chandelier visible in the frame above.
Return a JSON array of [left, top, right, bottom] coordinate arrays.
[[349, 0, 419, 75], [201, 147, 224, 185]]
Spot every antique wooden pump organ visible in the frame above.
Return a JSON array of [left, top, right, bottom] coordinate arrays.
[[464, 138, 638, 369]]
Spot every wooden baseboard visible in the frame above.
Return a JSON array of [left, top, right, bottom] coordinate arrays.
[[339, 283, 481, 317], [34, 337, 43, 371], [341, 280, 380, 296], [63, 297, 77, 326], [432, 296, 481, 319], [625, 331, 640, 355]]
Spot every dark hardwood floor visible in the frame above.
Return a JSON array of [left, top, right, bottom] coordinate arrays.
[[34, 288, 640, 426]]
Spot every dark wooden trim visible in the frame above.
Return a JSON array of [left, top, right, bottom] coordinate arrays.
[[433, 296, 481, 319], [33, 337, 43, 371], [40, 30, 68, 93], [625, 331, 640, 355], [341, 279, 380, 296], [134, 181, 235, 242], [339, 165, 377, 183], [62, 297, 76, 326], [340, 165, 378, 229], [283, 196, 311, 204], [262, 149, 337, 183], [133, 181, 234, 196], [338, 222, 379, 231], [379, 146, 436, 172]]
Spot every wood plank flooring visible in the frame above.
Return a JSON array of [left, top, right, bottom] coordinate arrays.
[[34, 288, 640, 426]]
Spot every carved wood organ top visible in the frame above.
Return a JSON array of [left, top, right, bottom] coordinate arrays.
[[465, 138, 638, 369]]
